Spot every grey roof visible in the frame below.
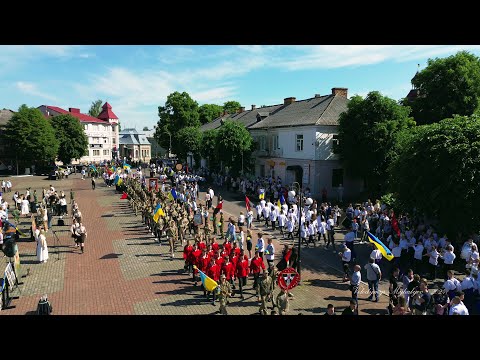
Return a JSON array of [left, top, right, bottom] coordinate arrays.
[[199, 103, 283, 132], [0, 109, 15, 127], [120, 128, 142, 135], [119, 133, 139, 145], [249, 94, 348, 129]]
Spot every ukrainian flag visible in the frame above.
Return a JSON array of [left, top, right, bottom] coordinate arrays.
[[259, 190, 265, 200], [367, 231, 394, 261], [117, 177, 123, 186], [123, 162, 131, 170], [170, 189, 177, 200], [152, 204, 165, 222], [167, 192, 174, 202], [280, 194, 285, 205], [193, 265, 218, 292], [114, 174, 120, 185]]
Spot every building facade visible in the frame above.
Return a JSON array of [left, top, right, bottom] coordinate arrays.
[[200, 88, 363, 200], [118, 128, 152, 163], [37, 102, 119, 164]]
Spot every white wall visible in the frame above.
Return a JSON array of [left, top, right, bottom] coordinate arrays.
[[315, 125, 340, 161]]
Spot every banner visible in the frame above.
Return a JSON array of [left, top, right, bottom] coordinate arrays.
[[4, 262, 16, 288]]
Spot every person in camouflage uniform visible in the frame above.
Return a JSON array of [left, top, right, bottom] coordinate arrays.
[[219, 211, 225, 238], [258, 271, 274, 315], [218, 274, 232, 315], [276, 289, 290, 315], [167, 218, 178, 258], [180, 213, 189, 244]]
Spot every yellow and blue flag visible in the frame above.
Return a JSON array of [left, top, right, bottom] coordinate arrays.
[[259, 189, 265, 200], [367, 231, 394, 261], [152, 204, 165, 222], [167, 191, 174, 202], [170, 188, 177, 200], [193, 265, 218, 292], [114, 174, 120, 184], [123, 162, 131, 170], [280, 194, 285, 205]]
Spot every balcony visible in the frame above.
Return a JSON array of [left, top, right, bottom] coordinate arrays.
[[271, 148, 283, 157]]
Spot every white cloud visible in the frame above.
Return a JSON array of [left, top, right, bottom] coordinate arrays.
[[15, 81, 58, 102]]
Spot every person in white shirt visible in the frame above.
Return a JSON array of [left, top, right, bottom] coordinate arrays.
[[413, 240, 424, 274], [317, 216, 327, 245], [208, 187, 214, 204], [300, 221, 307, 246], [449, 292, 469, 315], [256, 233, 265, 259], [277, 209, 286, 238], [339, 244, 352, 282], [443, 270, 461, 300], [425, 246, 439, 280], [246, 209, 254, 230], [263, 205, 270, 228], [265, 238, 275, 268], [326, 215, 336, 250], [440, 245, 456, 277], [255, 203, 263, 222], [269, 206, 277, 231], [238, 226, 245, 250], [307, 220, 317, 247], [286, 216, 294, 240], [238, 211, 245, 227]]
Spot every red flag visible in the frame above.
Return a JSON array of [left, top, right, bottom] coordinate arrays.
[[120, 191, 128, 200], [391, 211, 401, 237], [213, 201, 223, 216], [245, 196, 251, 212]]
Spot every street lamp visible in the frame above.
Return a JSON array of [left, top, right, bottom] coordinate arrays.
[[291, 181, 302, 282], [167, 132, 172, 158]]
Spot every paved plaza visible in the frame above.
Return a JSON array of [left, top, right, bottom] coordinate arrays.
[[1, 173, 390, 315]]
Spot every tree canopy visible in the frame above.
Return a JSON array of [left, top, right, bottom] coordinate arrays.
[[338, 91, 415, 196], [408, 51, 480, 125], [176, 126, 202, 163], [217, 120, 253, 176], [200, 129, 219, 170], [50, 114, 89, 164], [223, 101, 241, 114], [155, 91, 200, 155], [389, 114, 480, 237], [4, 105, 59, 166], [88, 99, 103, 117], [199, 104, 223, 124]]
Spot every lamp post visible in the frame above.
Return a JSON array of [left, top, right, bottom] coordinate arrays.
[[291, 181, 302, 282]]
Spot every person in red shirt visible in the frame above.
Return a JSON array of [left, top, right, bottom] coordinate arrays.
[[214, 250, 224, 269], [232, 241, 241, 257], [190, 244, 202, 286], [211, 237, 220, 252], [206, 258, 220, 305], [198, 238, 206, 251], [207, 244, 215, 260], [183, 239, 194, 274], [250, 251, 266, 300], [222, 256, 236, 295], [237, 252, 249, 299], [220, 245, 229, 260], [222, 239, 232, 256], [229, 251, 239, 272], [199, 249, 210, 273]]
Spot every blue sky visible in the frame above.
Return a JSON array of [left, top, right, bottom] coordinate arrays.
[[2, 45, 480, 130]]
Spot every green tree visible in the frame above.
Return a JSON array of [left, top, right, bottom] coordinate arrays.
[[50, 114, 89, 164], [407, 51, 480, 125], [217, 120, 252, 176], [88, 99, 103, 117], [4, 105, 59, 170], [176, 126, 202, 163], [143, 126, 149, 131], [389, 114, 480, 237], [155, 91, 200, 155], [199, 104, 223, 124], [200, 129, 219, 170], [338, 91, 415, 196], [223, 101, 241, 114]]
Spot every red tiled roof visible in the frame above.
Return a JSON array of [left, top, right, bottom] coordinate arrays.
[[46, 106, 108, 123], [97, 102, 118, 120]]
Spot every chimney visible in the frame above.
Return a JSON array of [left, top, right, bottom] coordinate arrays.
[[331, 88, 348, 98], [223, 110, 227, 116], [314, 94, 321, 98], [239, 106, 245, 113], [284, 97, 296, 106], [251, 104, 256, 110], [69, 108, 80, 113]]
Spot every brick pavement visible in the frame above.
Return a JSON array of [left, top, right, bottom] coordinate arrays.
[[1, 174, 389, 315]]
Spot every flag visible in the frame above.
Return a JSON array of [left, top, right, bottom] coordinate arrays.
[[120, 192, 128, 199], [277, 199, 281, 208], [5, 221, 27, 237], [153, 204, 165, 222], [213, 201, 223, 216], [391, 211, 401, 237], [167, 191, 174, 202], [245, 196, 251, 212], [259, 191, 265, 200], [114, 174, 120, 185], [367, 231, 394, 261], [117, 177, 123, 186], [280, 194, 285, 205], [123, 162, 131, 170], [193, 265, 218, 292], [170, 188, 177, 200]]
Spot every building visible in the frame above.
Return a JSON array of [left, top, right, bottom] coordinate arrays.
[[144, 128, 166, 158], [200, 87, 363, 200], [118, 128, 152, 162], [37, 102, 120, 163]]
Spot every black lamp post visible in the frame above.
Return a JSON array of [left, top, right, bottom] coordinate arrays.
[[292, 181, 302, 281]]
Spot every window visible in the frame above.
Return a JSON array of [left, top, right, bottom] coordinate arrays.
[[259, 136, 266, 151], [332, 168, 344, 187], [103, 150, 109, 156], [113, 138, 116, 145], [272, 135, 279, 150], [146, 149, 149, 156], [296, 134, 303, 151], [104, 138, 108, 143], [84, 124, 87, 130], [93, 150, 100, 156], [332, 135, 340, 154]]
